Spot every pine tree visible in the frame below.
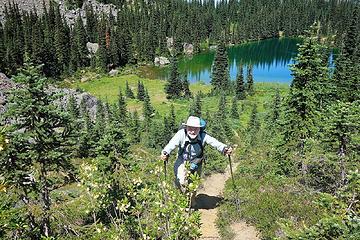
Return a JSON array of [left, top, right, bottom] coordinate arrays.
[[322, 101, 360, 187], [30, 21, 44, 66], [137, 80, 145, 101], [85, 4, 97, 42], [117, 87, 127, 124], [235, 65, 246, 99], [54, 5, 69, 74], [189, 92, 202, 117], [280, 23, 328, 178], [165, 56, 183, 99], [169, 104, 177, 133], [125, 80, 135, 99], [246, 65, 254, 96], [182, 74, 192, 99], [332, 6, 360, 103], [230, 96, 239, 118], [130, 110, 141, 143], [0, 23, 5, 71], [74, 14, 89, 68], [142, 89, 154, 133], [0, 63, 76, 238], [211, 40, 230, 93], [96, 16, 108, 72]]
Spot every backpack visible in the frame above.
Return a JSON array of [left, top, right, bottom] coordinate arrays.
[[179, 118, 207, 172]]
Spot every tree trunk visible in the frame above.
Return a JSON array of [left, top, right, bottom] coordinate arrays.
[[40, 163, 51, 237], [338, 139, 346, 187], [300, 138, 307, 183]]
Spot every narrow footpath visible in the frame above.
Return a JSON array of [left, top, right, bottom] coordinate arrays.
[[196, 162, 260, 240]]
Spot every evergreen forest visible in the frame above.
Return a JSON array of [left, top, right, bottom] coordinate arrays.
[[0, 0, 359, 239]]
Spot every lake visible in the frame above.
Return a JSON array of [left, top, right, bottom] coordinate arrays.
[[139, 38, 302, 84]]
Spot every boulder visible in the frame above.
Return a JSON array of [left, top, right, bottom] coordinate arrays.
[[154, 56, 170, 66], [109, 69, 119, 76], [183, 43, 194, 55], [86, 42, 99, 55]]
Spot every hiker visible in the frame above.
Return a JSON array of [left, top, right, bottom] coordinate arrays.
[[160, 116, 233, 193]]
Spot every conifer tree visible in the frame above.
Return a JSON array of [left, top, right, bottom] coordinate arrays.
[[211, 39, 230, 94], [231, 96, 239, 119], [137, 80, 145, 101], [142, 89, 154, 133], [96, 17, 108, 72], [85, 4, 97, 42], [280, 23, 328, 178], [246, 65, 254, 96], [117, 87, 127, 124], [54, 5, 69, 74], [0, 23, 5, 71], [235, 65, 246, 99], [182, 74, 192, 99], [189, 92, 202, 117], [0, 63, 76, 238], [169, 104, 177, 133], [165, 56, 183, 99], [30, 21, 44, 66], [74, 14, 89, 68], [333, 6, 360, 103], [322, 101, 360, 187], [69, 31, 79, 73], [125, 80, 135, 99], [130, 110, 141, 143]]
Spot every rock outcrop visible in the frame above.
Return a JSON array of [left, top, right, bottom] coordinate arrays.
[[154, 56, 170, 66], [0, 72, 99, 119]]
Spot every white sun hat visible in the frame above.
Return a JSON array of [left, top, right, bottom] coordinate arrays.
[[186, 116, 201, 127]]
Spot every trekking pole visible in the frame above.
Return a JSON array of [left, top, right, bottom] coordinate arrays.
[[228, 154, 236, 190], [163, 159, 167, 181]]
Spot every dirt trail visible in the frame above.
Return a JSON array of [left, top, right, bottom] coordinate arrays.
[[197, 162, 260, 240]]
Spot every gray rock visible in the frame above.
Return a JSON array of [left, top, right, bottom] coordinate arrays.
[[154, 56, 170, 66], [86, 42, 99, 55], [0, 75, 100, 120], [183, 43, 194, 55], [109, 69, 119, 76]]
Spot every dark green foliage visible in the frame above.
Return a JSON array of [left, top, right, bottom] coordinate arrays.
[[142, 89, 154, 133], [235, 65, 246, 99], [96, 17, 108, 72], [332, 6, 360, 103], [125, 80, 135, 99], [0, 63, 76, 238], [74, 14, 89, 68], [130, 110, 141, 143], [321, 101, 360, 187], [169, 104, 177, 133], [230, 97, 239, 119], [165, 56, 183, 99], [279, 23, 329, 177], [1, 0, 359, 79], [189, 92, 202, 117], [182, 75, 192, 99], [0, 23, 5, 71], [247, 104, 260, 133], [117, 88, 127, 124], [137, 80, 146, 101], [211, 40, 230, 94], [246, 65, 254, 96], [84, 4, 98, 42]]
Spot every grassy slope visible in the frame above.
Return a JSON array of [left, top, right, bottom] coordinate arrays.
[[70, 74, 321, 239]]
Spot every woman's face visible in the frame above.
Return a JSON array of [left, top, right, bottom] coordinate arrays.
[[186, 126, 200, 139]]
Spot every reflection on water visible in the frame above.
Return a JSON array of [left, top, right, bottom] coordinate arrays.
[[142, 38, 302, 84]]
